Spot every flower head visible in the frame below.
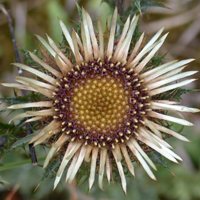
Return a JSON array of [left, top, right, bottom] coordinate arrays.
[[2, 8, 199, 193]]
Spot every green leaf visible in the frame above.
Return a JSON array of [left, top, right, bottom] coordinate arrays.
[[0, 173, 9, 188], [133, 0, 141, 14], [9, 132, 38, 151], [164, 88, 197, 101], [0, 109, 7, 116], [40, 157, 60, 184], [123, 0, 167, 21], [0, 122, 15, 133], [149, 151, 169, 169], [0, 96, 29, 105], [76, 3, 82, 21], [0, 157, 45, 172], [0, 93, 45, 105], [148, 54, 165, 68], [18, 47, 38, 65], [148, 151, 176, 176]]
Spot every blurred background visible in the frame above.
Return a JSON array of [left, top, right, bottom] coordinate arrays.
[[0, 0, 200, 199]]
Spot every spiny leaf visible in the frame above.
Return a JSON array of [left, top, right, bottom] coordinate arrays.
[[8, 132, 38, 151], [131, 22, 142, 45], [123, 0, 167, 21], [0, 93, 45, 105], [76, 2, 82, 21], [0, 173, 9, 188], [133, 0, 141, 14], [0, 109, 7, 116], [164, 88, 197, 101], [0, 120, 26, 138], [149, 151, 169, 169], [0, 96, 29, 105], [0, 122, 15, 134], [18, 47, 38, 65], [40, 157, 60, 183], [148, 54, 165, 68], [148, 151, 175, 176]]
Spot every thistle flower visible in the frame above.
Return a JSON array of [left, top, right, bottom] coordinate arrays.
[[2, 8, 199, 193]]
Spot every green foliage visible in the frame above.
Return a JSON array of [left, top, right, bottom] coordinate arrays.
[[102, 0, 167, 23], [133, 0, 142, 14], [0, 96, 30, 105], [0, 109, 7, 116], [0, 92, 45, 158], [39, 157, 60, 184], [8, 132, 37, 152], [76, 3, 83, 21], [132, 0, 166, 13], [163, 88, 197, 101], [148, 54, 165, 68], [149, 151, 169, 169], [0, 122, 26, 157], [18, 47, 38, 65], [123, 0, 166, 18], [0, 92, 45, 105], [0, 174, 9, 187]]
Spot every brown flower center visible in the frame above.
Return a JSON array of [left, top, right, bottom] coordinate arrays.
[[70, 74, 131, 135], [53, 58, 150, 148]]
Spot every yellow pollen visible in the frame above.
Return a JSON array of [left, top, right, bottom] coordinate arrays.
[[68, 73, 132, 136]]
